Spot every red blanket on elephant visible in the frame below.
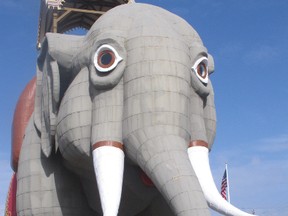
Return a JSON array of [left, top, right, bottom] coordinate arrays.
[[5, 173, 17, 216]]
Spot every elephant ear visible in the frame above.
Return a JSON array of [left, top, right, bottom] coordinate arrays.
[[34, 33, 83, 157]]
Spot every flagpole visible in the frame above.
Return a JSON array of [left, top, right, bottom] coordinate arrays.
[[226, 163, 231, 203]]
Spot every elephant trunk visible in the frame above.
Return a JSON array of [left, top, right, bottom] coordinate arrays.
[[90, 81, 124, 216], [188, 144, 257, 216], [124, 131, 210, 216]]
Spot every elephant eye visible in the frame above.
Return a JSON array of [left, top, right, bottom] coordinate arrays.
[[94, 45, 123, 73], [192, 57, 209, 84]]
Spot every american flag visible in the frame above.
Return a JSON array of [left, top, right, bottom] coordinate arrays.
[[221, 169, 228, 200]]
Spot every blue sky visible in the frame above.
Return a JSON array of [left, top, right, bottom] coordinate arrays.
[[0, 0, 287, 215]]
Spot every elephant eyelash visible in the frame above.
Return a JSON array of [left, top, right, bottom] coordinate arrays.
[[94, 44, 123, 72], [192, 57, 209, 84]]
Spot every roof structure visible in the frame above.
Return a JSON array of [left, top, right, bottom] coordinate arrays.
[[37, 0, 133, 48]]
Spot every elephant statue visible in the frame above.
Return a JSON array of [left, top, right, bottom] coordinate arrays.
[[15, 3, 255, 216]]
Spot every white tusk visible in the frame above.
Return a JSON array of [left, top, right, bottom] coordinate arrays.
[[93, 145, 124, 216], [188, 146, 257, 216]]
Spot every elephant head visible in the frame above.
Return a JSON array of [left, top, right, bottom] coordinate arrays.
[[35, 3, 254, 216]]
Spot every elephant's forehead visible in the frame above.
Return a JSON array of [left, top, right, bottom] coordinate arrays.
[[88, 3, 203, 47]]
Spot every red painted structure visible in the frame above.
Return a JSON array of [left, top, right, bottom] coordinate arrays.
[[5, 77, 36, 216], [5, 173, 17, 216], [11, 77, 36, 171]]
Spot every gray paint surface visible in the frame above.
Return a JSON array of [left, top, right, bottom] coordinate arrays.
[[17, 3, 216, 216]]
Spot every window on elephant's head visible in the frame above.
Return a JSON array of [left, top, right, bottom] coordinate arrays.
[[64, 28, 88, 36]]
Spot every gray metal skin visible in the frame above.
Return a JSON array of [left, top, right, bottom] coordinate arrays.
[[17, 3, 216, 216]]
